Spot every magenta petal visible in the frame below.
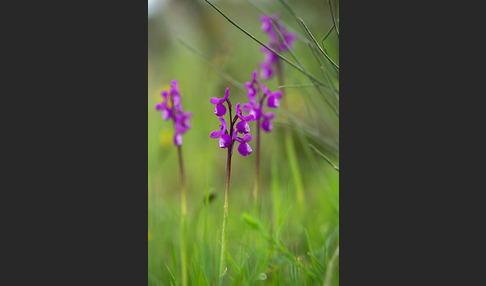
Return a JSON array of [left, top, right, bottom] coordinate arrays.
[[219, 134, 231, 148], [240, 133, 252, 143], [161, 90, 168, 100], [238, 142, 252, 156], [210, 130, 223, 138], [162, 108, 173, 120], [170, 79, 178, 91], [267, 96, 279, 108], [242, 103, 253, 112], [264, 112, 275, 119], [219, 116, 227, 132], [260, 66, 273, 80], [223, 88, 229, 101], [155, 103, 164, 111], [210, 97, 221, 104], [235, 120, 250, 134], [272, 90, 283, 99], [215, 103, 226, 116], [241, 114, 255, 121], [252, 70, 258, 81], [261, 84, 269, 95], [261, 118, 272, 132], [250, 108, 261, 121], [174, 133, 183, 146]]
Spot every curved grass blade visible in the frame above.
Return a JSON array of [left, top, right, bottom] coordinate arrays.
[[309, 144, 339, 172], [328, 0, 339, 37], [299, 18, 339, 70]]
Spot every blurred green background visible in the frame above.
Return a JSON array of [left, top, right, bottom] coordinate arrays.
[[148, 0, 339, 285]]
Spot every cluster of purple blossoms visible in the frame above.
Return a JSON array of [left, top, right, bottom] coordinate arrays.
[[156, 80, 192, 146], [259, 13, 297, 80], [242, 71, 282, 133], [210, 88, 255, 156]]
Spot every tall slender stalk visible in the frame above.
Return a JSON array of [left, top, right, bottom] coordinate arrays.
[[170, 95, 188, 286], [177, 145, 188, 286], [219, 143, 232, 282], [219, 99, 234, 285]]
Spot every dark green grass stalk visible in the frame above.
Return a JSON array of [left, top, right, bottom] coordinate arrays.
[[328, 0, 339, 37], [309, 144, 339, 172], [299, 18, 339, 70]]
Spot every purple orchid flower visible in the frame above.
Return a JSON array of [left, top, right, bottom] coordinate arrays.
[[209, 88, 254, 156], [210, 88, 229, 116], [244, 71, 259, 99], [262, 83, 283, 108], [155, 79, 191, 146], [155, 91, 173, 120], [235, 103, 255, 134], [261, 112, 275, 133], [210, 116, 231, 148], [233, 131, 253, 157]]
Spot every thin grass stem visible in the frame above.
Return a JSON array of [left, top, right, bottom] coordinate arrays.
[[308, 144, 339, 172], [299, 18, 339, 70], [321, 24, 335, 47], [328, 0, 339, 37], [219, 98, 236, 285]]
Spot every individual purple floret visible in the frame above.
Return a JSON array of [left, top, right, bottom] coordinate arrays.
[[155, 91, 173, 120], [156, 79, 192, 146], [262, 83, 283, 108], [210, 88, 229, 116], [259, 13, 297, 80], [209, 88, 254, 156], [260, 112, 275, 132], [210, 116, 232, 148], [233, 132, 253, 157]]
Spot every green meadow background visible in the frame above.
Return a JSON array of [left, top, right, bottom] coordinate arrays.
[[148, 0, 339, 284]]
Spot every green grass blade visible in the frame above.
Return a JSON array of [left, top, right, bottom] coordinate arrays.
[[299, 18, 339, 70], [328, 0, 339, 37], [308, 144, 339, 172]]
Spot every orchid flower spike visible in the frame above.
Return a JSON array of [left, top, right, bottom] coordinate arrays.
[[155, 79, 191, 146]]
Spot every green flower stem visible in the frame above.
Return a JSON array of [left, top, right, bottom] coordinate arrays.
[[177, 145, 188, 286], [219, 142, 233, 284], [219, 100, 235, 285]]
